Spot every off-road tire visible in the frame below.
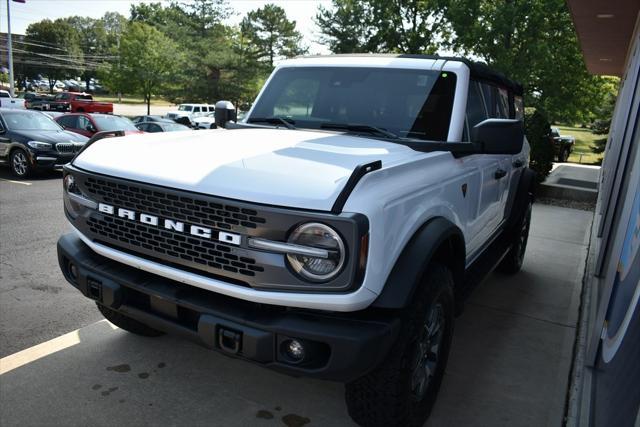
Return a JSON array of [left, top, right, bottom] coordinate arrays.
[[345, 263, 455, 427], [10, 148, 32, 178], [96, 303, 165, 337], [497, 200, 533, 274]]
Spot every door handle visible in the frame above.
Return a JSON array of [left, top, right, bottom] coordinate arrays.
[[494, 169, 507, 180], [513, 159, 524, 168]]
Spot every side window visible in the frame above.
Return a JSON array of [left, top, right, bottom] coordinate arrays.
[[514, 96, 524, 120], [59, 116, 77, 129], [193, 106, 200, 113], [480, 83, 493, 117], [149, 124, 161, 133], [77, 116, 90, 130], [466, 81, 488, 137], [497, 88, 510, 119], [137, 123, 148, 132]]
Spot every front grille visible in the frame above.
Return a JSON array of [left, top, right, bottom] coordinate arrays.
[[56, 143, 83, 154], [80, 177, 270, 280], [83, 177, 266, 230], [86, 215, 264, 277]]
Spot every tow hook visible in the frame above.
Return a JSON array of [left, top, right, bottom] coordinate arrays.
[[218, 327, 242, 354]]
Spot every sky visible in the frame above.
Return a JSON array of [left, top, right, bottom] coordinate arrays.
[[0, 0, 333, 54]]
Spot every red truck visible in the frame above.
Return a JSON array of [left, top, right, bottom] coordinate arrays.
[[49, 92, 113, 114]]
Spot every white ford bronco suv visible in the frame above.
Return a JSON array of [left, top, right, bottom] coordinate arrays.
[[58, 55, 535, 427]]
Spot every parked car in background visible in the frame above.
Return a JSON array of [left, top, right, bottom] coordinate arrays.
[[0, 108, 87, 178], [131, 115, 174, 124], [49, 92, 113, 114], [551, 127, 575, 162], [55, 113, 141, 138], [165, 103, 215, 125], [0, 90, 26, 109], [135, 121, 191, 133], [193, 112, 217, 129], [25, 93, 55, 110]]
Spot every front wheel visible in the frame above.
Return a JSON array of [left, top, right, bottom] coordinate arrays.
[[345, 264, 455, 427], [498, 200, 532, 274], [10, 149, 32, 178]]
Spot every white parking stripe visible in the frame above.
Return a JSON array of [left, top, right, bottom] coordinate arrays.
[[0, 320, 111, 375], [0, 178, 32, 186]]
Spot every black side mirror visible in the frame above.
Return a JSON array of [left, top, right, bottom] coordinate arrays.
[[86, 124, 96, 133], [472, 119, 524, 154], [215, 100, 236, 129]]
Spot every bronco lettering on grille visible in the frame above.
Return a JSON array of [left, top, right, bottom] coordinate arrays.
[[97, 202, 239, 245]]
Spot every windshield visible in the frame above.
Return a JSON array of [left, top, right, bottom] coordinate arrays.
[[3, 111, 62, 131], [92, 115, 138, 131], [178, 105, 193, 111], [249, 67, 457, 141]]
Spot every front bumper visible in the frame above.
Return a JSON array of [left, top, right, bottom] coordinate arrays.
[[57, 233, 400, 382], [34, 153, 74, 170]]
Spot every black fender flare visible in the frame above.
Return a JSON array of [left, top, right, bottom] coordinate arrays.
[[504, 167, 536, 232], [372, 217, 465, 309]]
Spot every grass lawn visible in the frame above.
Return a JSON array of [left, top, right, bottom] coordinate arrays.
[[556, 126, 604, 165], [93, 95, 173, 106]]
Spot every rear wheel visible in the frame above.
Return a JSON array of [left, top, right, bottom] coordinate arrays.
[[498, 200, 532, 274], [10, 149, 32, 178], [558, 147, 570, 162], [345, 263, 454, 427], [96, 303, 165, 337]]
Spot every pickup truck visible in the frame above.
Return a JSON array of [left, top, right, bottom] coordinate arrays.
[[48, 92, 113, 114], [57, 55, 535, 427], [551, 127, 575, 162], [0, 90, 26, 109]]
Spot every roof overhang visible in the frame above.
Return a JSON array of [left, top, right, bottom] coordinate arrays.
[[566, 0, 640, 76]]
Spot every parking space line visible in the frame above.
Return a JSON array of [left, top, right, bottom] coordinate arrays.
[[0, 321, 110, 375], [0, 178, 32, 186]]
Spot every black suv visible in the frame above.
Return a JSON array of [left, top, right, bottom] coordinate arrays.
[[551, 127, 575, 162], [0, 108, 88, 178]]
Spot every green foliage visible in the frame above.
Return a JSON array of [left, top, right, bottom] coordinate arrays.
[[524, 108, 554, 183], [241, 4, 307, 69], [589, 77, 618, 155], [316, 0, 616, 124], [24, 19, 84, 92], [316, 0, 445, 54], [106, 22, 181, 114]]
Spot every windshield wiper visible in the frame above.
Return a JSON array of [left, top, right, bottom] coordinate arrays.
[[320, 122, 398, 139], [247, 116, 296, 129]]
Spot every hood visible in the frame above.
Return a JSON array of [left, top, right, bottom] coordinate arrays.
[[10, 129, 88, 143], [73, 128, 424, 211]]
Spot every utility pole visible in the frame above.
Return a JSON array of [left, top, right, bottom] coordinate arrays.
[[6, 0, 15, 96]]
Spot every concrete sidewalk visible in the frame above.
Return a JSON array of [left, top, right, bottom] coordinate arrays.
[[0, 204, 592, 427], [540, 163, 601, 202]]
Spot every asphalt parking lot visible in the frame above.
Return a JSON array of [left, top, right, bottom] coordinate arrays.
[[0, 168, 593, 427]]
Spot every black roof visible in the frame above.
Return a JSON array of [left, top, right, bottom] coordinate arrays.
[[299, 53, 524, 96]]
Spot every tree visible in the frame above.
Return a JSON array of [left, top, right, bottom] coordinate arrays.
[[241, 4, 306, 69], [24, 19, 83, 92], [442, 0, 611, 123], [109, 22, 180, 114], [590, 78, 619, 156], [315, 0, 446, 54]]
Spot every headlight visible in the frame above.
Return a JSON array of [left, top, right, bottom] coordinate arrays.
[[27, 141, 52, 150], [63, 173, 79, 194], [287, 223, 346, 282]]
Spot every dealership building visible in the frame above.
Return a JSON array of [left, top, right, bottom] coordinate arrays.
[[566, 1, 640, 425]]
